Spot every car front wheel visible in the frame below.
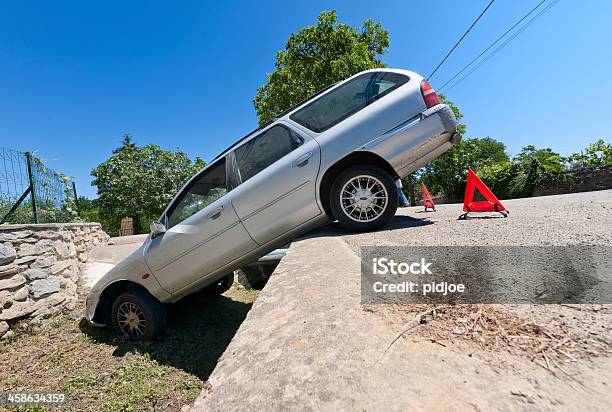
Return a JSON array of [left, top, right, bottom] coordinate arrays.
[[330, 165, 398, 232], [111, 290, 168, 341]]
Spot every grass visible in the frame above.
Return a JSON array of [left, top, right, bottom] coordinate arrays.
[[0, 284, 259, 411]]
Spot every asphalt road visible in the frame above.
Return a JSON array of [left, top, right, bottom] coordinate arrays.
[[328, 189, 611, 250]]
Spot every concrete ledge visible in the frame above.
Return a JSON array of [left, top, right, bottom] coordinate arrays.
[[193, 235, 385, 410], [194, 235, 472, 410]]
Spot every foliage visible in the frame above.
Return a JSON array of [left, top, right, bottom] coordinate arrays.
[[0, 199, 32, 224], [425, 141, 583, 200], [76, 196, 101, 224], [567, 138, 612, 169], [513, 145, 566, 173], [91, 134, 206, 235], [420, 137, 509, 200], [253, 11, 389, 125]]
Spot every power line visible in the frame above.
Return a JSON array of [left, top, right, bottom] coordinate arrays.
[[438, 0, 547, 92], [443, 0, 559, 92], [428, 0, 496, 80], [440, 0, 560, 93]]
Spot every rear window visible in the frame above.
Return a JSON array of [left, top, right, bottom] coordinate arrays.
[[290, 71, 409, 133], [234, 125, 303, 183]]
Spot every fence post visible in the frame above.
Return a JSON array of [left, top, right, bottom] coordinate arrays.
[[25, 152, 38, 223], [72, 181, 80, 216]]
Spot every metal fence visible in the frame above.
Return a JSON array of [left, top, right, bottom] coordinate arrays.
[[0, 147, 79, 224]]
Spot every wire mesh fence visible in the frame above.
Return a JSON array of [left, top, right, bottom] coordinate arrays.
[[0, 147, 79, 224]]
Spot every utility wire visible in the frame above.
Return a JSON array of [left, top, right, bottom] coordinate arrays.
[[428, 0, 496, 80], [438, 0, 547, 92], [441, 0, 560, 93]]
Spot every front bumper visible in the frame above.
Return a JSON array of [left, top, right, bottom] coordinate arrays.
[[85, 289, 105, 326]]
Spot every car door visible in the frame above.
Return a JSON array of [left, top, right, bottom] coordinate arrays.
[[229, 122, 322, 245], [143, 157, 259, 294]]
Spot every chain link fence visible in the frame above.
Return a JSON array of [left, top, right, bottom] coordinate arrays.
[[0, 147, 79, 224]]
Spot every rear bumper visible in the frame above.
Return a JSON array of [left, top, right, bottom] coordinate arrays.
[[361, 104, 461, 178]]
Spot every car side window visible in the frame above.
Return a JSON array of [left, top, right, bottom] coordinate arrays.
[[234, 125, 303, 183], [290, 71, 409, 133], [167, 159, 227, 228]]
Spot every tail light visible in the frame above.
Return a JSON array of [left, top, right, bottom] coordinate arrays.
[[420, 79, 440, 108]]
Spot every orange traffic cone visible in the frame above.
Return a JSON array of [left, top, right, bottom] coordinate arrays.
[[458, 169, 508, 220], [421, 182, 436, 211]]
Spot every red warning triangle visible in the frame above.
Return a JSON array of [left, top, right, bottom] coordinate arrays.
[[421, 182, 436, 211], [459, 169, 507, 219]]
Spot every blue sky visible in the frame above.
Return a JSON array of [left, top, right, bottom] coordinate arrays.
[[1, 0, 610, 198]]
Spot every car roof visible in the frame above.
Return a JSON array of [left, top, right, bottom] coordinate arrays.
[[211, 68, 417, 161]]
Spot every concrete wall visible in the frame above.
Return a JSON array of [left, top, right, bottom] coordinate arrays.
[[0, 223, 109, 339]]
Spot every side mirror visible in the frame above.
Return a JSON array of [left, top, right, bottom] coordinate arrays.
[[150, 221, 166, 238]]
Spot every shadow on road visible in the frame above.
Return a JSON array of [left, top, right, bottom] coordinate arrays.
[[301, 214, 434, 239], [80, 293, 252, 380]]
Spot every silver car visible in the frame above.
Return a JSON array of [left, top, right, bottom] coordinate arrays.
[[87, 68, 461, 339]]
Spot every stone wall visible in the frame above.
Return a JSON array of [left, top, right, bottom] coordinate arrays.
[[0, 223, 109, 339], [533, 165, 612, 196]]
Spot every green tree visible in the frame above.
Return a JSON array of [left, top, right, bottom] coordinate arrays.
[[91, 134, 206, 235], [568, 138, 612, 169], [76, 196, 101, 223], [420, 137, 509, 200], [513, 145, 566, 173], [478, 145, 567, 199], [253, 11, 389, 125]]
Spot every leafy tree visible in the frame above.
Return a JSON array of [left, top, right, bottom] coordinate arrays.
[[76, 196, 101, 224], [513, 145, 566, 173], [568, 139, 612, 169], [91, 134, 206, 235], [420, 137, 509, 200], [477, 145, 567, 199], [253, 11, 389, 125]]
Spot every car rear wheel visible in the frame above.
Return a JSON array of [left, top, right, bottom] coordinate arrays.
[[204, 273, 234, 296], [111, 290, 167, 341], [330, 165, 398, 232]]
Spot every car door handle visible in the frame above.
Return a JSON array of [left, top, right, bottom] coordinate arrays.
[[292, 151, 313, 167], [207, 205, 224, 219]]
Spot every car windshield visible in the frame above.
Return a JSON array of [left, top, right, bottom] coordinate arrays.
[[290, 71, 409, 133]]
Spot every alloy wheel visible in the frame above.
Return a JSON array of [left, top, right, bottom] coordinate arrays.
[[340, 175, 388, 222], [116, 301, 147, 338]]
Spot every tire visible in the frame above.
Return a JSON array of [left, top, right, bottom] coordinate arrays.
[[329, 165, 398, 232], [203, 273, 234, 296], [111, 289, 168, 341]]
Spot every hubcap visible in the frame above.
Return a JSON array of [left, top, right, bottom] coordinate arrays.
[[340, 175, 388, 222], [117, 302, 146, 338]]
